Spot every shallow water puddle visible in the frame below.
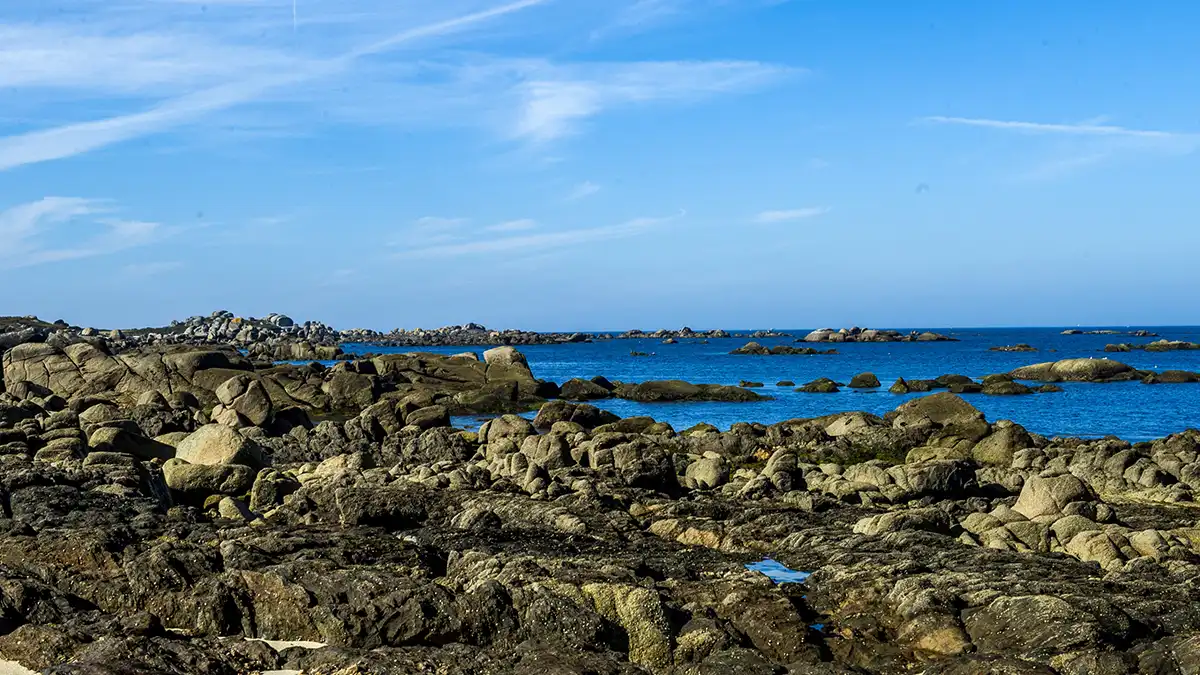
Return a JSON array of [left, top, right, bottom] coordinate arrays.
[[745, 558, 811, 583]]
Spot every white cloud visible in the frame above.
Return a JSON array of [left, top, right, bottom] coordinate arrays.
[[414, 216, 469, 228], [395, 209, 686, 258], [566, 181, 602, 200], [923, 115, 1200, 179], [0, 1, 795, 171], [0, 0, 555, 172], [922, 116, 1181, 139], [754, 206, 831, 223], [511, 60, 795, 142], [121, 261, 184, 278], [486, 218, 538, 232], [591, 0, 683, 40], [0, 197, 165, 268]]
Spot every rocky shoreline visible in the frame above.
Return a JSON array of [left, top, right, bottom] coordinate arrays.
[[3, 314, 975, 356], [1, 330, 1200, 673]]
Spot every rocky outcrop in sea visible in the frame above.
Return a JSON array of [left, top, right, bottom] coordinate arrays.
[[802, 327, 958, 343]]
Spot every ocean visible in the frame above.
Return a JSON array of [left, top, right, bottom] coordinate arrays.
[[342, 326, 1200, 441]]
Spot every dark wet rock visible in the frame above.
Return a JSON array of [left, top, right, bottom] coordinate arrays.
[[798, 378, 840, 393], [533, 400, 620, 430], [989, 344, 1037, 352], [613, 381, 764, 403], [730, 342, 837, 356], [849, 373, 880, 388], [738, 381, 764, 388], [1143, 370, 1200, 384], [982, 380, 1035, 395], [405, 405, 451, 430], [776, 380, 794, 387], [560, 378, 615, 400]]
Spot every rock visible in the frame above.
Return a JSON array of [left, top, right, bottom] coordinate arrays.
[[559, 378, 613, 400], [853, 507, 953, 536], [406, 405, 450, 431], [989, 344, 1037, 352], [87, 427, 175, 461], [972, 423, 1034, 466], [614, 380, 763, 402], [174, 424, 265, 467], [533, 401, 619, 430], [798, 378, 839, 393], [738, 381, 764, 388], [1009, 358, 1140, 383], [730, 341, 836, 355], [483, 414, 536, 444], [848, 372, 881, 388], [162, 459, 255, 498], [685, 456, 729, 490], [1013, 474, 1093, 519], [216, 496, 255, 521], [982, 380, 1035, 395], [889, 378, 910, 394], [1143, 370, 1200, 384], [891, 392, 988, 441]]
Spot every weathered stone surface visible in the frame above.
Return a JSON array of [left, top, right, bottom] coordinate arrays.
[[174, 424, 265, 467]]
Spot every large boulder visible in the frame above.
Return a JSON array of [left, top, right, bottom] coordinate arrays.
[[891, 392, 989, 442], [214, 375, 273, 426], [849, 372, 881, 388], [972, 422, 1034, 466], [174, 424, 265, 467], [87, 427, 175, 461], [559, 378, 613, 400], [1009, 358, 1140, 383], [1013, 474, 1093, 519], [533, 401, 619, 430], [162, 459, 256, 497]]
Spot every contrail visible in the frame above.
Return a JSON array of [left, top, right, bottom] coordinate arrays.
[[292, 0, 297, 31]]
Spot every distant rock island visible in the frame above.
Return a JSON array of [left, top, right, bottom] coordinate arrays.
[[801, 327, 958, 343]]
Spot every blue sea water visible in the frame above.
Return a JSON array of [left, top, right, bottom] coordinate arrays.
[[745, 558, 812, 584], [341, 327, 1200, 441]]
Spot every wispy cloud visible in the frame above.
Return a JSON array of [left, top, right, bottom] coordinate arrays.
[[922, 115, 1200, 179], [922, 116, 1184, 139], [591, 0, 683, 40], [485, 218, 538, 232], [414, 216, 469, 228], [0, 0, 555, 171], [754, 206, 831, 223], [566, 180, 602, 200], [0, 0, 794, 171], [121, 261, 184, 279], [0, 197, 166, 269], [511, 61, 796, 142], [395, 209, 686, 259]]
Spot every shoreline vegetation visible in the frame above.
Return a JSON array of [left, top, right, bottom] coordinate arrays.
[[2, 313, 1200, 672]]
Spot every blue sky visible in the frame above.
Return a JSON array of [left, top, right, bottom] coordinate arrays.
[[2, 1, 1199, 331]]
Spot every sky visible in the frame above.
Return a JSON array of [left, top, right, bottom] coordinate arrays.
[[2, 1, 1199, 331]]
